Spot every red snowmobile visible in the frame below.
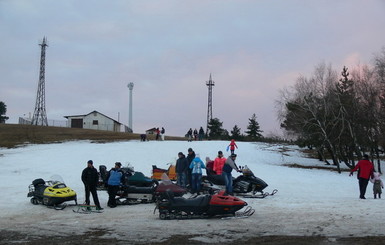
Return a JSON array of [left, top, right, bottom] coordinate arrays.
[[155, 190, 254, 219]]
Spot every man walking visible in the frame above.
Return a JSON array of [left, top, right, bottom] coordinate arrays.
[[349, 154, 374, 199]]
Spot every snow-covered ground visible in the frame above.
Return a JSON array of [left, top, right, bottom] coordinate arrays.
[[0, 140, 383, 243]]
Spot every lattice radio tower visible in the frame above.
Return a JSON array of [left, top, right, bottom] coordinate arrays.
[[31, 37, 49, 126], [206, 74, 215, 134]]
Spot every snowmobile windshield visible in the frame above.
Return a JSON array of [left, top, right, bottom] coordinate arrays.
[[242, 165, 254, 176], [160, 172, 173, 185], [46, 175, 66, 187]]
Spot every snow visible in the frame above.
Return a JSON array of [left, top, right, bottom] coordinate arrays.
[[0, 140, 383, 243]]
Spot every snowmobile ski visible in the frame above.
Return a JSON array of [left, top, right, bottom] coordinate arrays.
[[236, 189, 278, 198]]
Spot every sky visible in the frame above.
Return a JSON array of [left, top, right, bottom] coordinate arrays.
[[1, 140, 384, 242], [1, 0, 385, 137]]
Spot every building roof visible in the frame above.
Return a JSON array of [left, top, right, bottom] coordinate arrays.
[[64, 110, 122, 125]]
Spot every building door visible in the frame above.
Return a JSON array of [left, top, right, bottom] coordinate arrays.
[[71, 119, 83, 128]]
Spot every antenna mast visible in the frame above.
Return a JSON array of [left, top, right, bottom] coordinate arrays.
[[127, 82, 134, 132], [31, 37, 48, 126], [206, 74, 215, 135]]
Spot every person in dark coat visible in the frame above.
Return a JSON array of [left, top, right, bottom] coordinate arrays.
[[349, 154, 375, 199], [175, 152, 188, 187], [186, 148, 196, 187], [81, 160, 103, 210], [106, 162, 124, 208]]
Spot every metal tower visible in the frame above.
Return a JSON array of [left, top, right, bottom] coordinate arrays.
[[31, 37, 48, 126], [206, 74, 215, 134], [127, 82, 134, 131]]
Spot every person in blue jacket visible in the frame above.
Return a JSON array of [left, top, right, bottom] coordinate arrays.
[[189, 154, 206, 194], [107, 162, 124, 208]]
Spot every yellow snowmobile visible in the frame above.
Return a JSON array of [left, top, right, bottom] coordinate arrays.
[[27, 175, 77, 210]]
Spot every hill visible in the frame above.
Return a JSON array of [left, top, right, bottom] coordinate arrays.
[[0, 124, 184, 148]]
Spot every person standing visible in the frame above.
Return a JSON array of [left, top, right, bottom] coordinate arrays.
[[222, 154, 241, 195], [187, 128, 193, 142], [213, 151, 226, 175], [155, 128, 160, 140], [189, 154, 206, 194], [81, 160, 103, 210], [193, 128, 198, 141], [349, 154, 374, 199], [160, 127, 166, 141], [176, 152, 188, 187], [198, 127, 205, 141], [186, 148, 196, 187], [107, 162, 124, 208], [227, 139, 238, 154]]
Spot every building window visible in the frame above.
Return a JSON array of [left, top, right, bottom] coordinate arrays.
[[92, 120, 98, 125]]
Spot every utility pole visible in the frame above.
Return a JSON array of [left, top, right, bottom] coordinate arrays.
[[206, 74, 214, 135], [127, 82, 134, 132], [31, 37, 48, 126]]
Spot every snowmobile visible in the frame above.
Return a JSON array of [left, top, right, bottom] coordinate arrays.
[[151, 163, 177, 181], [155, 189, 254, 219], [116, 172, 186, 205], [27, 175, 77, 210], [202, 165, 277, 198], [100, 164, 159, 205], [116, 168, 160, 205]]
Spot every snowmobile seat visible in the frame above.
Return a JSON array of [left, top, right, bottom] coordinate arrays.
[[32, 178, 46, 187], [123, 185, 154, 194], [173, 195, 211, 207]]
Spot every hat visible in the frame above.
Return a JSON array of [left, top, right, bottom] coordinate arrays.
[[230, 154, 237, 158], [178, 152, 183, 155], [115, 162, 122, 167], [87, 160, 93, 164], [363, 154, 369, 160], [218, 151, 223, 155], [188, 148, 193, 152]]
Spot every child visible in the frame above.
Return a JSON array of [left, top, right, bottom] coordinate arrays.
[[370, 172, 384, 199]]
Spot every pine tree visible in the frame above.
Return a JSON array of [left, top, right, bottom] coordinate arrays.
[[230, 125, 242, 140], [245, 113, 263, 140], [0, 101, 9, 123], [207, 118, 225, 139]]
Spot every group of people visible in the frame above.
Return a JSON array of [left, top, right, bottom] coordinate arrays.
[[175, 141, 241, 195], [155, 127, 166, 141], [349, 154, 384, 199], [81, 160, 125, 210], [186, 127, 205, 141]]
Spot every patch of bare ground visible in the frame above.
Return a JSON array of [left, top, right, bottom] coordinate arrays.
[[282, 163, 350, 172], [1, 230, 385, 245], [0, 124, 185, 148]]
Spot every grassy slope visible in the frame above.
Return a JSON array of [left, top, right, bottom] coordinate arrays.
[[0, 124, 184, 148]]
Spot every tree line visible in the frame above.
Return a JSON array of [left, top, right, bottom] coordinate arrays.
[[206, 113, 264, 142], [277, 47, 385, 173]]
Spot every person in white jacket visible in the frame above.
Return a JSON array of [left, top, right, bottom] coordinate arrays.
[[370, 172, 384, 199]]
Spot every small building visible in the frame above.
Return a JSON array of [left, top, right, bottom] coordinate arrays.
[[64, 110, 122, 132], [145, 127, 157, 134]]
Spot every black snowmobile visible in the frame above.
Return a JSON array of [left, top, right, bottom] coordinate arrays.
[[116, 168, 160, 205], [202, 165, 277, 198], [27, 175, 77, 210], [155, 189, 254, 219], [105, 165, 159, 205]]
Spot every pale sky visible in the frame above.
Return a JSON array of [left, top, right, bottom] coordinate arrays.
[[1, 0, 385, 137]]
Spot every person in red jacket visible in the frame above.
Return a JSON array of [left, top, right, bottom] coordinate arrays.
[[349, 154, 375, 199]]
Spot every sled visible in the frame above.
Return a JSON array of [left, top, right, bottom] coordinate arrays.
[[73, 204, 104, 214]]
